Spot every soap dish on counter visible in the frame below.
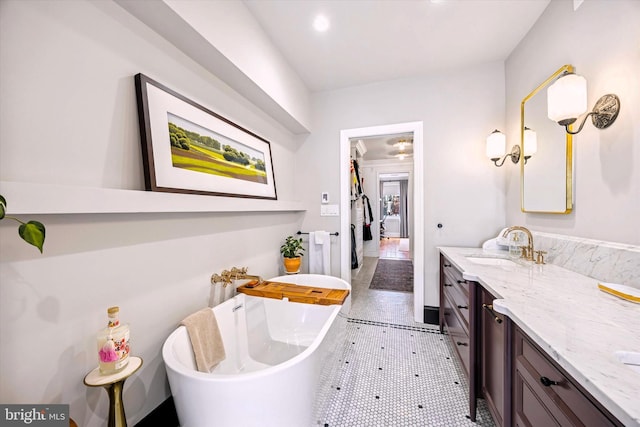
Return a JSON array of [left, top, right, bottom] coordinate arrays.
[[598, 282, 640, 303]]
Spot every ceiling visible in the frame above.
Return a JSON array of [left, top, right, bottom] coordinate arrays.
[[243, 0, 550, 93], [351, 133, 415, 162], [244, 0, 550, 160]]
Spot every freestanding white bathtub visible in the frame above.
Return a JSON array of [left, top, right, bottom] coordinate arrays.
[[163, 274, 350, 427]]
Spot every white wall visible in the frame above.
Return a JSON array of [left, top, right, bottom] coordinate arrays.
[[0, 1, 302, 425], [505, 0, 640, 244], [163, 0, 311, 130], [115, 0, 311, 134], [298, 62, 507, 307]]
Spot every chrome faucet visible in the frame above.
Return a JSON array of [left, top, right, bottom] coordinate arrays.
[[502, 226, 535, 261]]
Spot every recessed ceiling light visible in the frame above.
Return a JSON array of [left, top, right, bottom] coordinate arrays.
[[393, 138, 413, 151], [313, 14, 330, 32]]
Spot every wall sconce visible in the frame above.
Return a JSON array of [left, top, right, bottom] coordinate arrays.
[[523, 127, 537, 163], [486, 129, 520, 167], [547, 72, 620, 135]]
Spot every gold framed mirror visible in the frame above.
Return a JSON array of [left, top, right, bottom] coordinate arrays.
[[520, 65, 574, 214]]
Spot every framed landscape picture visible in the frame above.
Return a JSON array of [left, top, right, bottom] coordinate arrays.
[[134, 73, 277, 199]]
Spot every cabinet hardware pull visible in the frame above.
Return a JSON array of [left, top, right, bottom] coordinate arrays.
[[456, 280, 465, 284], [444, 283, 453, 287], [540, 376, 559, 387], [456, 341, 468, 346], [457, 305, 468, 310], [444, 263, 452, 267], [482, 303, 503, 324]]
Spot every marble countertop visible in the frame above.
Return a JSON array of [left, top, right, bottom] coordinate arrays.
[[439, 246, 640, 427]]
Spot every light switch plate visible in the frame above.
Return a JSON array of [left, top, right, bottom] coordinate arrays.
[[320, 204, 339, 216]]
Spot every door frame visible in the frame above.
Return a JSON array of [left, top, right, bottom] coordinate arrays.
[[340, 121, 425, 323]]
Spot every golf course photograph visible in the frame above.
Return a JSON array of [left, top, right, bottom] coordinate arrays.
[[167, 113, 268, 185]]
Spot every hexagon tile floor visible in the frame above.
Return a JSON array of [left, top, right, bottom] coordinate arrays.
[[313, 257, 495, 427]]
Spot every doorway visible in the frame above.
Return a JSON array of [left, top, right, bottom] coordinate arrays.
[[379, 173, 410, 260], [339, 121, 425, 323]]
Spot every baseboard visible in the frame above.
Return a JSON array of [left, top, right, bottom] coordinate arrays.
[[423, 306, 439, 325], [134, 397, 179, 427]]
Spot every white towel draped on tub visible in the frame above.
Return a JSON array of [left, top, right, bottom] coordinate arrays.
[[309, 231, 331, 275]]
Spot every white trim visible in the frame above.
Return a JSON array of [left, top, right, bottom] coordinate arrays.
[[340, 121, 425, 323], [0, 181, 305, 214]]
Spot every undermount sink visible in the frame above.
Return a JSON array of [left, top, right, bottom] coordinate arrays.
[[466, 256, 517, 267], [614, 351, 640, 375]]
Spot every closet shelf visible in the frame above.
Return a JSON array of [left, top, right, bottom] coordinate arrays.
[[0, 181, 306, 215]]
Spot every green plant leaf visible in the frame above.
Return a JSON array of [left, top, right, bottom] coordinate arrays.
[[0, 195, 6, 220], [18, 221, 46, 253]]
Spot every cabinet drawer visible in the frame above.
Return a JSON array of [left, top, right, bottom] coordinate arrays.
[[442, 262, 471, 329], [443, 263, 469, 297], [443, 292, 470, 376], [514, 329, 620, 427], [514, 371, 561, 427], [443, 280, 470, 328]]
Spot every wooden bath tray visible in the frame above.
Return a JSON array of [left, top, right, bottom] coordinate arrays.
[[236, 280, 349, 305]]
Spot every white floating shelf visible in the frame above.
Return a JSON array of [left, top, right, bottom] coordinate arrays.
[[0, 181, 305, 215]]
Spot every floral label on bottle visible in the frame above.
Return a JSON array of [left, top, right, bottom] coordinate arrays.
[[98, 330, 130, 373]]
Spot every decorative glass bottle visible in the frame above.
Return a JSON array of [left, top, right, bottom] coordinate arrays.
[[508, 232, 523, 259], [97, 306, 130, 375]]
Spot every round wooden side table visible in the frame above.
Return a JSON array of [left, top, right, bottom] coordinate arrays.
[[83, 356, 143, 427]]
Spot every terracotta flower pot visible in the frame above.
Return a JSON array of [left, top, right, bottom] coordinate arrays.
[[283, 256, 301, 274]]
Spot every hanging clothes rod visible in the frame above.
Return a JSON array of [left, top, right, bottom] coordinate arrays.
[[296, 230, 339, 236]]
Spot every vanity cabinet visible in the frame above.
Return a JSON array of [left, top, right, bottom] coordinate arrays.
[[439, 254, 478, 421], [439, 248, 630, 427], [480, 286, 509, 427], [513, 326, 623, 427]]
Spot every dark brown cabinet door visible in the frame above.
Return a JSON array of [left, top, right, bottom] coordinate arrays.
[[480, 286, 507, 427], [513, 326, 623, 427]]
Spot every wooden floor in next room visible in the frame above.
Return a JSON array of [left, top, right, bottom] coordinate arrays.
[[379, 237, 411, 260]]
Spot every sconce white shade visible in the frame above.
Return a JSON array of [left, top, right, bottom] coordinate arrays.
[[523, 127, 537, 157], [547, 73, 588, 124], [486, 129, 506, 159]]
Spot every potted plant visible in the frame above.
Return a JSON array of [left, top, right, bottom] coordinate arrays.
[[280, 235, 304, 273], [0, 194, 46, 253]]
